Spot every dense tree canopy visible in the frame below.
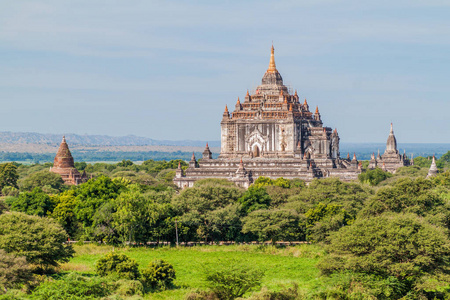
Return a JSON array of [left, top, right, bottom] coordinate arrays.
[[19, 170, 65, 193], [0, 249, 33, 293], [0, 158, 449, 298], [318, 213, 450, 298], [0, 212, 74, 268], [6, 188, 54, 217], [0, 163, 18, 191]]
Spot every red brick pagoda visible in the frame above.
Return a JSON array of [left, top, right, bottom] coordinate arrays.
[[50, 136, 87, 185]]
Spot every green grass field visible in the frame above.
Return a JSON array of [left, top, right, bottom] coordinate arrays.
[[62, 244, 324, 299]]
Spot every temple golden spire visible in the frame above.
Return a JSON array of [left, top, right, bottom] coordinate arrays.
[[267, 44, 278, 73]]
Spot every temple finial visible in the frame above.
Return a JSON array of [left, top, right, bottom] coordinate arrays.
[[246, 89, 249, 97], [315, 106, 319, 114], [390, 122, 394, 134], [267, 44, 277, 73], [62, 135, 66, 142], [237, 97, 240, 104], [224, 105, 228, 113]]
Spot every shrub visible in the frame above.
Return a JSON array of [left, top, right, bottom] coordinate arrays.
[[115, 279, 144, 296], [203, 259, 265, 300], [31, 272, 113, 299], [141, 259, 176, 289], [247, 283, 302, 300], [185, 290, 220, 300], [95, 252, 140, 280]]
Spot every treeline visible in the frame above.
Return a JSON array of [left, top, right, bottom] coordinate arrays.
[[0, 151, 208, 163], [0, 151, 450, 298]]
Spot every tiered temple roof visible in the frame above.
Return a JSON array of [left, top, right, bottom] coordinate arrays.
[[174, 45, 363, 188]]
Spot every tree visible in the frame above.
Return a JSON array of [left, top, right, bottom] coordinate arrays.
[[238, 186, 272, 215], [7, 187, 55, 217], [117, 159, 134, 167], [112, 185, 150, 244], [242, 209, 304, 243], [433, 171, 450, 188], [203, 259, 265, 300], [0, 212, 74, 269], [359, 177, 449, 225], [92, 202, 119, 244], [393, 165, 428, 178], [358, 168, 392, 186], [0, 163, 18, 191], [50, 190, 82, 239], [305, 202, 352, 242], [252, 176, 290, 188], [205, 204, 242, 241], [0, 250, 33, 293], [19, 170, 65, 193], [286, 178, 369, 217], [318, 213, 450, 298], [413, 156, 433, 168], [74, 161, 87, 171], [74, 176, 125, 228], [173, 185, 243, 242]]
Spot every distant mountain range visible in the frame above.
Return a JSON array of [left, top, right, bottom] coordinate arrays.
[[0, 132, 221, 147], [0, 132, 448, 162]]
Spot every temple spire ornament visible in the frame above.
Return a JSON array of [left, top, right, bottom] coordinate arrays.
[[267, 44, 278, 73], [314, 106, 321, 121]]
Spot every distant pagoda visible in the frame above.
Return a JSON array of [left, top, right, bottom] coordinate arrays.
[[368, 123, 410, 173], [426, 156, 438, 178], [50, 136, 87, 185]]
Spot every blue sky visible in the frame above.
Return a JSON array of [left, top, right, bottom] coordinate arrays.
[[0, 1, 449, 143]]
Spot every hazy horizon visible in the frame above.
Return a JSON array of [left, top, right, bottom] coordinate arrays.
[[1, 1, 449, 143]]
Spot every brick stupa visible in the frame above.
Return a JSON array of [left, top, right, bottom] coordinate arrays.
[[50, 136, 87, 185]]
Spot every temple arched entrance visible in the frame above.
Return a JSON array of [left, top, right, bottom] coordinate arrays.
[[253, 145, 260, 157]]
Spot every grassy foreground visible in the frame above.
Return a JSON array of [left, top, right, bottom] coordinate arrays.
[[61, 244, 324, 299]]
